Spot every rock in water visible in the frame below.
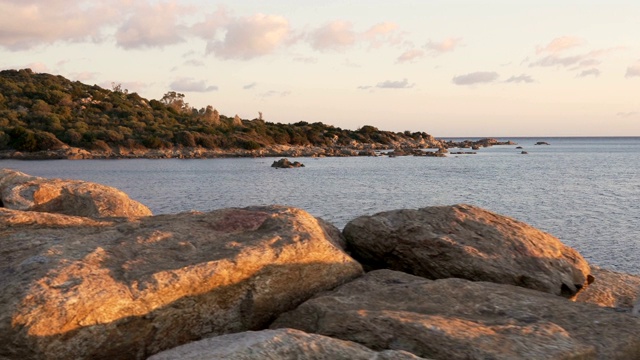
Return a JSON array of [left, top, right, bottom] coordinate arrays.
[[0, 169, 151, 218], [271, 158, 305, 168], [148, 328, 426, 360], [343, 204, 591, 297], [0, 206, 363, 359], [272, 269, 640, 360]]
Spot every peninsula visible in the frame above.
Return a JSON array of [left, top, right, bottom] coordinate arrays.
[[0, 69, 513, 160]]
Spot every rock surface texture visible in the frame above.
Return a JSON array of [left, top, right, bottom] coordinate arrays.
[[271, 158, 305, 168], [343, 204, 591, 297], [0, 169, 151, 218], [574, 266, 640, 310], [272, 269, 640, 360], [148, 328, 426, 360], [0, 206, 363, 360]]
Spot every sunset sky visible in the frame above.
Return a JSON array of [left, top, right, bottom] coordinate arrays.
[[1, 0, 639, 136]]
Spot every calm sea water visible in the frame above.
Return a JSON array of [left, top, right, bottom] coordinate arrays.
[[2, 137, 639, 274]]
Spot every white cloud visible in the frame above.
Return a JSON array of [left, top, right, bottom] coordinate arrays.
[[536, 36, 584, 55], [425, 37, 462, 54], [309, 20, 356, 51], [452, 72, 499, 85], [625, 61, 640, 78], [577, 68, 600, 78], [0, 0, 121, 50], [376, 78, 414, 89], [243, 82, 257, 90], [504, 74, 534, 83], [259, 90, 291, 98], [362, 22, 402, 48], [293, 56, 318, 64], [170, 77, 218, 92], [397, 49, 424, 63], [116, 1, 192, 49], [206, 14, 290, 60]]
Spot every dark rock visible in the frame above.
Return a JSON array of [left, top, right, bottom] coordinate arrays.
[[535, 141, 550, 145], [272, 158, 305, 168]]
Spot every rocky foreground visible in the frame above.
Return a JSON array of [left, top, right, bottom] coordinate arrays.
[[1, 169, 640, 360]]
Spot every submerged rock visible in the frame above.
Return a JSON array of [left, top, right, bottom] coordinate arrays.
[[0, 169, 151, 218], [343, 204, 591, 297], [272, 269, 640, 360], [271, 158, 305, 168], [149, 328, 425, 360], [0, 206, 363, 359]]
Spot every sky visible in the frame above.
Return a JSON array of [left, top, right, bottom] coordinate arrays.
[[1, 0, 639, 137]]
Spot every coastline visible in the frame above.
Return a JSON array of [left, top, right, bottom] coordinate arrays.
[[0, 138, 516, 160]]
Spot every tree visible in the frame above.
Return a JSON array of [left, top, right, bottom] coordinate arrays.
[[161, 91, 189, 112]]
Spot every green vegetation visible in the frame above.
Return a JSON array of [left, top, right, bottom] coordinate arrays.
[[0, 69, 431, 152]]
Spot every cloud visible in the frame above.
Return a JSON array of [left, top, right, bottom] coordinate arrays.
[[357, 85, 372, 90], [362, 22, 402, 48], [625, 61, 640, 78], [504, 74, 534, 83], [23, 62, 50, 73], [452, 72, 499, 85], [425, 37, 463, 54], [530, 47, 624, 69], [577, 68, 600, 78], [376, 78, 414, 89], [293, 56, 318, 64], [116, 1, 192, 49], [617, 111, 638, 118], [170, 78, 218, 92], [243, 82, 257, 90], [0, 0, 121, 50], [397, 49, 424, 63], [536, 36, 584, 55], [206, 14, 290, 60], [68, 71, 98, 82], [259, 90, 291, 98], [309, 20, 356, 51]]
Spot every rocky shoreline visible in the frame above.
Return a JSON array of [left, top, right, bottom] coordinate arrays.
[[2, 169, 637, 359], [0, 138, 516, 160]]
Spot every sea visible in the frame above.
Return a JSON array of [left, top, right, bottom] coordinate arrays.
[[2, 137, 639, 274]]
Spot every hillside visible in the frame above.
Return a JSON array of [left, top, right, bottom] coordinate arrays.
[[0, 69, 441, 158]]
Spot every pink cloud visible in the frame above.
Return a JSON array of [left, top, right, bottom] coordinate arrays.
[[536, 36, 584, 55], [309, 20, 356, 51], [116, 1, 193, 49], [205, 14, 290, 60], [425, 37, 463, 54], [0, 0, 122, 50], [397, 49, 424, 63]]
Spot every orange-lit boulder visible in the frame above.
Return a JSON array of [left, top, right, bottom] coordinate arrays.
[[0, 206, 362, 359]]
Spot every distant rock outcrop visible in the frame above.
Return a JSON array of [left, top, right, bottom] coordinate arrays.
[[0, 169, 151, 218], [0, 206, 363, 359], [271, 158, 305, 168], [272, 269, 640, 360], [343, 204, 591, 297], [535, 141, 550, 145], [149, 329, 425, 360]]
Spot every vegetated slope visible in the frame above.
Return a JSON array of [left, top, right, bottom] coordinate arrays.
[[0, 69, 435, 153]]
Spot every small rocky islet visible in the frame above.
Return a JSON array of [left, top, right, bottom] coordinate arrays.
[[1, 169, 640, 359]]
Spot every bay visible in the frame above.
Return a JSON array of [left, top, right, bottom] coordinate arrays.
[[2, 137, 639, 274]]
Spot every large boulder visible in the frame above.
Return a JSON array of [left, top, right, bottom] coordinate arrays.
[[574, 266, 640, 310], [343, 204, 591, 297], [0, 169, 151, 218], [148, 328, 426, 360], [0, 206, 363, 359], [272, 269, 640, 360]]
